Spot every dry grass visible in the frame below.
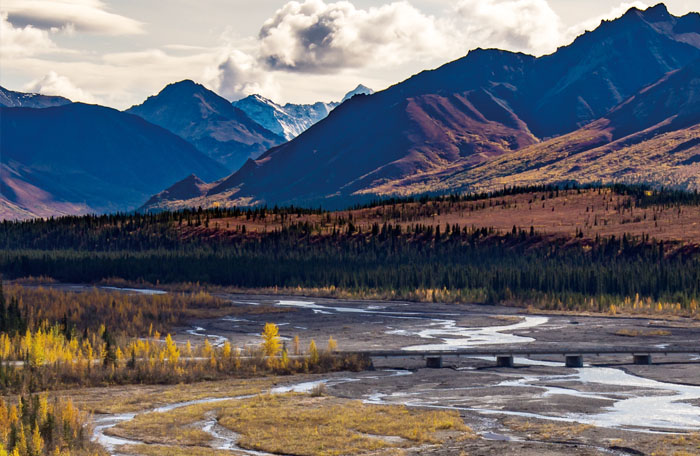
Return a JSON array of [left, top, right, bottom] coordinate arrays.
[[98, 390, 473, 456], [218, 393, 474, 456], [106, 399, 239, 446], [61, 377, 279, 414], [503, 418, 592, 441], [119, 444, 245, 456], [177, 187, 700, 245], [653, 432, 700, 456], [615, 328, 672, 337]]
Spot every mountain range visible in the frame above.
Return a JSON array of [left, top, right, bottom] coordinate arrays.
[[142, 3, 700, 211], [2, 3, 699, 219], [1, 103, 228, 219], [0, 81, 370, 219], [0, 86, 72, 109], [126, 80, 285, 172], [233, 84, 373, 140]]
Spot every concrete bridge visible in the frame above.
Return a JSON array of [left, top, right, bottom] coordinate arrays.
[[349, 346, 700, 368]]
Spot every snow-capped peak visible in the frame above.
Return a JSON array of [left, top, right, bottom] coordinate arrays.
[[233, 84, 373, 140]]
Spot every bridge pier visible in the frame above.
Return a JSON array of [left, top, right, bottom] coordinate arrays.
[[633, 354, 652, 365], [426, 356, 443, 368], [565, 355, 584, 368], [496, 355, 514, 367]]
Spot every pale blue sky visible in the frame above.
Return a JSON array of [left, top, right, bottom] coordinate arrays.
[[1, 0, 697, 108]]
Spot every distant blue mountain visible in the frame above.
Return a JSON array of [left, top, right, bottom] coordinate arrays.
[[233, 84, 373, 140], [0, 86, 71, 108], [127, 80, 285, 171], [1, 102, 228, 219]]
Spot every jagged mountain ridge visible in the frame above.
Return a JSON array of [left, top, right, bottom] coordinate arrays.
[[0, 86, 72, 108], [233, 84, 373, 140], [141, 4, 700, 211]]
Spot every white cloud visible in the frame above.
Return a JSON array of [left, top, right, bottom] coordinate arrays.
[[564, 1, 650, 43], [455, 0, 562, 55], [209, 49, 280, 101], [258, 0, 450, 72], [2, 0, 143, 35], [0, 12, 55, 58], [2, 0, 691, 109], [24, 71, 97, 103]]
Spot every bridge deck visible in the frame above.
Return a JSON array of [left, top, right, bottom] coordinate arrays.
[[349, 347, 700, 358]]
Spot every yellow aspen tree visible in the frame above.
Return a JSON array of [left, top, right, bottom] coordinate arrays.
[[0, 333, 10, 358], [293, 335, 300, 356], [202, 339, 213, 358], [165, 334, 180, 366], [261, 323, 281, 357], [38, 394, 49, 424], [326, 336, 337, 353], [0, 421, 6, 445], [308, 340, 319, 365], [222, 341, 232, 361], [15, 423, 27, 456], [31, 425, 43, 456], [280, 349, 289, 370]]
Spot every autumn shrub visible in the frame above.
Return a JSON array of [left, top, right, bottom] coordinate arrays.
[[0, 394, 104, 455]]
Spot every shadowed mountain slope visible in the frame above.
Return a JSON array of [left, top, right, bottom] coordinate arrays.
[[127, 80, 285, 171], [1, 103, 228, 219]]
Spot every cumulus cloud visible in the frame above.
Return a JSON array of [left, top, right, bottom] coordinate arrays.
[[0, 12, 55, 58], [24, 71, 97, 103], [253, 0, 579, 74], [455, 0, 562, 55], [1, 0, 683, 109], [2, 0, 143, 35], [258, 0, 449, 72], [208, 49, 280, 101]]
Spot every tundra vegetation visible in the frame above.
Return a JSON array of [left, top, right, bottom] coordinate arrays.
[[105, 392, 473, 456]]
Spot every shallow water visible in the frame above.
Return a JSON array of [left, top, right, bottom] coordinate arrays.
[[401, 316, 549, 351], [185, 326, 230, 347], [83, 291, 700, 437], [101, 286, 167, 295], [368, 357, 700, 433]]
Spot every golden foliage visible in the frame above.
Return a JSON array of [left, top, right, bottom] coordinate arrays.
[[261, 323, 281, 357], [0, 394, 102, 456]]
